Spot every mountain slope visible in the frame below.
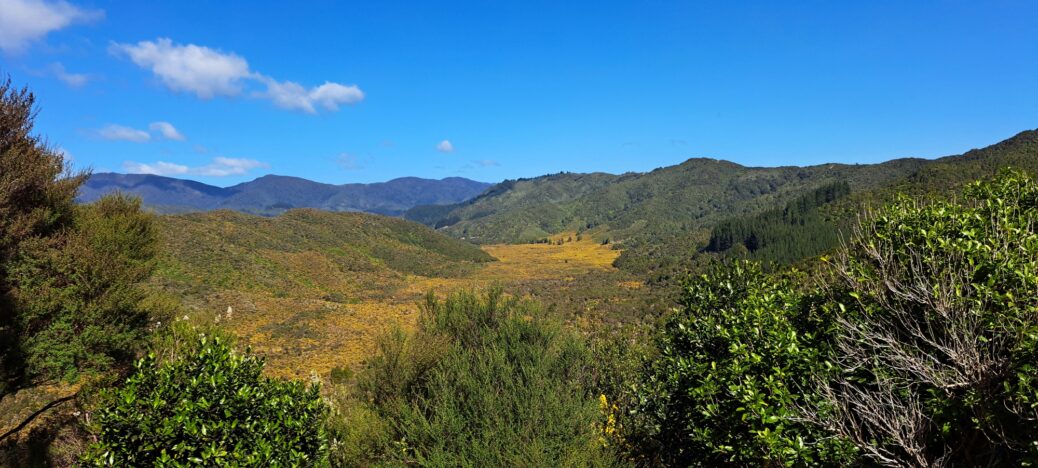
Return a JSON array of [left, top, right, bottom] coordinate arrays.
[[79, 173, 493, 216], [407, 129, 1038, 277], [407, 156, 925, 244]]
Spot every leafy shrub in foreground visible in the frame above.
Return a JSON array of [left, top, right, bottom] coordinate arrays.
[[331, 290, 616, 466], [811, 169, 1038, 465], [83, 336, 328, 466], [633, 261, 854, 466]]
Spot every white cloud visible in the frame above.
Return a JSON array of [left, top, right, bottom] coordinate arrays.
[[436, 140, 455, 153], [111, 37, 364, 113], [56, 146, 72, 161], [122, 157, 268, 177], [98, 124, 151, 142], [308, 82, 364, 111], [110, 38, 251, 99], [49, 62, 88, 86], [0, 0, 103, 53], [259, 78, 364, 114], [122, 161, 188, 176], [195, 157, 267, 176], [473, 159, 499, 167], [149, 121, 185, 140]]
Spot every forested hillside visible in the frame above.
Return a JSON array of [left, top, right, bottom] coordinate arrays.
[[683, 129, 1038, 275], [409, 130, 1038, 279], [407, 156, 925, 246]]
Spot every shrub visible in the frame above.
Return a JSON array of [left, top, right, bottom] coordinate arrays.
[[332, 290, 616, 466], [632, 261, 854, 466], [810, 169, 1038, 465], [82, 336, 328, 466]]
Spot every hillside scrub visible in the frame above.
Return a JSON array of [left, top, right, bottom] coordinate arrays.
[[328, 290, 618, 466]]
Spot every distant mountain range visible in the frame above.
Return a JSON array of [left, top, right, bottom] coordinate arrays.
[[78, 173, 494, 216]]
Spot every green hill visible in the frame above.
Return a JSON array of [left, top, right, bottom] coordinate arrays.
[[153, 209, 494, 304]]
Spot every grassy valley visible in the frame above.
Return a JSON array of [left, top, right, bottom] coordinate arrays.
[[151, 211, 648, 379]]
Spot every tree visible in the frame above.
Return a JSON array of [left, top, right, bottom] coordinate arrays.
[[82, 336, 328, 466], [809, 170, 1038, 466], [0, 78, 159, 450], [0, 77, 84, 393]]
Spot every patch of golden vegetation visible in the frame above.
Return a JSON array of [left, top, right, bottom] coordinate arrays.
[[170, 232, 632, 381]]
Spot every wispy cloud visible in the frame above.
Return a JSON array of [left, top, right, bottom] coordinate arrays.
[[122, 160, 187, 175], [110, 37, 364, 113], [260, 78, 364, 114], [472, 159, 499, 167], [0, 0, 103, 53], [122, 156, 268, 177], [195, 157, 267, 176], [436, 140, 455, 153], [149, 121, 185, 140], [48, 62, 89, 86], [97, 121, 186, 142], [98, 124, 151, 142], [336, 153, 363, 171]]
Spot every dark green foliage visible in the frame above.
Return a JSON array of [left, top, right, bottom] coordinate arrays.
[[82, 336, 328, 466], [0, 78, 82, 392], [0, 79, 157, 395], [704, 181, 850, 264], [332, 290, 616, 466], [814, 169, 1038, 465], [8, 195, 158, 384], [633, 261, 854, 466]]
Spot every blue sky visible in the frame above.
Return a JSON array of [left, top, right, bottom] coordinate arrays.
[[1, 1, 1036, 185]]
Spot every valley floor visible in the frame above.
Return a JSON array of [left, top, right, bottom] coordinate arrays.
[[209, 234, 636, 379]]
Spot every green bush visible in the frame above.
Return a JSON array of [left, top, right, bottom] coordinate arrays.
[[633, 261, 854, 466], [82, 336, 328, 466], [813, 169, 1038, 465], [331, 290, 617, 466], [8, 195, 158, 384]]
